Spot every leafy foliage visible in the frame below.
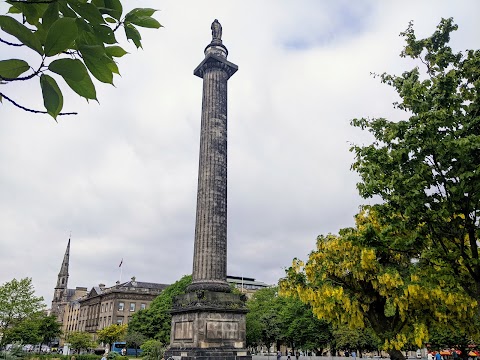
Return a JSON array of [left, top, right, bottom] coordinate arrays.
[[0, 0, 161, 119], [96, 323, 127, 348], [246, 287, 332, 354], [140, 339, 165, 360], [0, 278, 45, 347], [278, 292, 332, 353], [2, 313, 61, 347], [38, 314, 63, 348], [125, 331, 146, 357], [66, 331, 95, 352], [332, 325, 380, 355], [280, 207, 475, 360], [246, 287, 282, 351], [350, 18, 480, 303], [127, 275, 191, 344]]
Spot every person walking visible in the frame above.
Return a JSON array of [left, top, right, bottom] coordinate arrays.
[[277, 350, 282, 360]]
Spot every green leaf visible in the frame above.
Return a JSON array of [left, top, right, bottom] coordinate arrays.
[[105, 45, 127, 58], [40, 74, 63, 119], [67, 0, 105, 25], [34, 24, 48, 44], [75, 17, 93, 34], [125, 8, 156, 21], [6, 3, 48, 26], [42, 1, 59, 31], [44, 17, 78, 56], [0, 59, 29, 79], [107, 60, 119, 75], [91, 0, 105, 8], [128, 16, 161, 29], [0, 15, 43, 54], [124, 24, 142, 49], [58, 0, 77, 18], [7, 6, 21, 14], [93, 24, 116, 44], [49, 58, 96, 100], [79, 45, 114, 84], [105, 17, 116, 24], [103, 0, 123, 21]]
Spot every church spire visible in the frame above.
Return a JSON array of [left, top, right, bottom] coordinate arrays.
[[52, 238, 70, 318], [56, 237, 70, 290]]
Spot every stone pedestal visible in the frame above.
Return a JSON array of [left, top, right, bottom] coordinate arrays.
[[165, 291, 250, 360]]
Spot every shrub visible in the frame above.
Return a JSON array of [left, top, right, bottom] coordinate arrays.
[[140, 340, 164, 360]]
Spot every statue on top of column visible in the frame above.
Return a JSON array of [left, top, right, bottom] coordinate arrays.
[[211, 19, 222, 42]]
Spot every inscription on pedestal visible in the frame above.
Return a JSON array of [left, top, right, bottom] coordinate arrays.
[[174, 321, 193, 340], [206, 321, 238, 340]]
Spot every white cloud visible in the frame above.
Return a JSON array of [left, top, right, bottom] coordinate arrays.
[[0, 0, 479, 304]]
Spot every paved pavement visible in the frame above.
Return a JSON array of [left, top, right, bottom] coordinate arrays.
[[252, 356, 364, 360]]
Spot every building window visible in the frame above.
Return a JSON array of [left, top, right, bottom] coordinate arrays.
[[140, 303, 146, 310], [110, 303, 113, 311], [129, 303, 135, 312], [117, 317, 124, 325], [118, 302, 124, 311], [108, 316, 111, 325], [101, 304, 104, 313]]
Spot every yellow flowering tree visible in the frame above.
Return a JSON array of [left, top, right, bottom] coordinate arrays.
[[280, 208, 476, 360]]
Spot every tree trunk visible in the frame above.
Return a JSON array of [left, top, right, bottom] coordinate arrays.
[[388, 349, 406, 360]]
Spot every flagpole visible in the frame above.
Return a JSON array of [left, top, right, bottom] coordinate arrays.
[[119, 258, 123, 283]]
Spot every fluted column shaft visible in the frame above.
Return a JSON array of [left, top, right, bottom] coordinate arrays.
[[190, 63, 230, 291]]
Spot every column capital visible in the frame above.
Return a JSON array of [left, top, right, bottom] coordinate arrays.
[[194, 53, 238, 79]]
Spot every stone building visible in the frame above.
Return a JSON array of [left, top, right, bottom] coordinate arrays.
[[76, 278, 168, 340], [61, 287, 88, 335], [51, 239, 168, 344], [226, 276, 269, 298]]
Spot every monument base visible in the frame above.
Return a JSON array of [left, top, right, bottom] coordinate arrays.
[[164, 290, 252, 360]]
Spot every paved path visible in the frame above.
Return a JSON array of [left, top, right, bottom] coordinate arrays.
[[252, 356, 371, 360]]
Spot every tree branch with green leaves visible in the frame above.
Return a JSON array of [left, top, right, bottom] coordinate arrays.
[[0, 0, 161, 120]]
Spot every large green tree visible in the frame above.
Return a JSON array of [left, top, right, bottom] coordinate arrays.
[[246, 287, 283, 353], [246, 287, 333, 354], [2, 313, 62, 349], [350, 18, 480, 302], [0, 0, 161, 119], [0, 278, 45, 346], [2, 314, 43, 345], [38, 314, 63, 349], [127, 275, 191, 344], [278, 293, 332, 355]]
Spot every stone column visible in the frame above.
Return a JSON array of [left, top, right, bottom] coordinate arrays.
[[165, 20, 250, 360], [187, 24, 238, 294]]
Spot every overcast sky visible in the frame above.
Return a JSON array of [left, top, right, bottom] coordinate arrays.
[[1, 1, 479, 306]]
